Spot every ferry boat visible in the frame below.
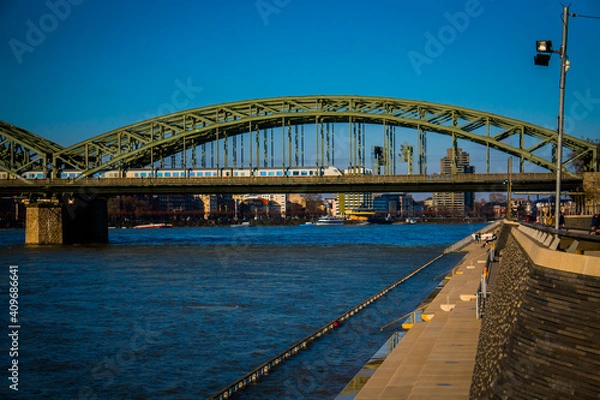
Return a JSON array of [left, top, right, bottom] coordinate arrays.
[[315, 216, 344, 226], [133, 223, 173, 229], [230, 221, 254, 228]]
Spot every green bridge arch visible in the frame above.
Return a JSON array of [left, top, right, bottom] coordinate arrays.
[[2, 95, 597, 179]]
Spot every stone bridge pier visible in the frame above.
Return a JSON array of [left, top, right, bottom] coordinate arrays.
[[25, 196, 108, 245]]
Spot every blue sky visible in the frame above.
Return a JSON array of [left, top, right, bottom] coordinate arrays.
[[1, 0, 600, 173]]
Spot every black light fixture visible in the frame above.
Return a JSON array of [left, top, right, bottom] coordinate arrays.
[[534, 53, 551, 66]]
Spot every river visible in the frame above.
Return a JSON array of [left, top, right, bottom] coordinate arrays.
[[0, 222, 485, 399]]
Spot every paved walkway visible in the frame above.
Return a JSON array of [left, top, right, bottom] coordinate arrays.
[[354, 242, 489, 400]]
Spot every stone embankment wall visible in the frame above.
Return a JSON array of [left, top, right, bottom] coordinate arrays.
[[470, 223, 600, 399]]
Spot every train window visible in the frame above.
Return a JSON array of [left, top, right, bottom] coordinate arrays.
[[277, 171, 283, 176], [134, 173, 139, 177], [165, 172, 171, 177], [268, 172, 274, 176], [141, 172, 147, 177], [292, 171, 299, 176], [301, 171, 307, 176], [157, 172, 163, 177], [260, 172, 267, 176]]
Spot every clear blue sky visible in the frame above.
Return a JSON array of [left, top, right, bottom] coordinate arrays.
[[1, 0, 600, 173]]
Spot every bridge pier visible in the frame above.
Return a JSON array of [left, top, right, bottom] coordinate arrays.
[[25, 197, 108, 245]]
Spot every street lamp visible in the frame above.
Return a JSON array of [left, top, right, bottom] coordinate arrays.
[[534, 5, 570, 230]]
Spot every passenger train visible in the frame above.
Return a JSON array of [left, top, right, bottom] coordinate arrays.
[[0, 166, 369, 180]]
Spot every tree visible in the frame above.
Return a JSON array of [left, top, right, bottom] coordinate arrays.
[[568, 138, 600, 172], [304, 194, 325, 216], [489, 192, 507, 204]]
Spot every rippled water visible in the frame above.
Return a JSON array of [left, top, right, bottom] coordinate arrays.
[[0, 223, 484, 399]]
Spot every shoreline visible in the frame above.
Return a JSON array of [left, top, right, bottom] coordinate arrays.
[[335, 223, 498, 399]]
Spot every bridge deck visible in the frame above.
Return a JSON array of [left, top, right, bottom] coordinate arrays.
[[0, 173, 581, 195]]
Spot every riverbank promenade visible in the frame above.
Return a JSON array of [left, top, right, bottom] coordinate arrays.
[[355, 241, 489, 399]]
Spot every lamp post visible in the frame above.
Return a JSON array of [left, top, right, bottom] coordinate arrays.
[[534, 5, 570, 230]]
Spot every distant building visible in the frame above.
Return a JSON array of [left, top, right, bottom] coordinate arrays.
[[288, 194, 307, 208], [337, 192, 373, 215], [323, 195, 339, 216], [424, 197, 434, 209], [232, 194, 287, 218], [433, 148, 475, 215], [155, 194, 202, 213], [337, 167, 374, 217], [199, 194, 234, 219], [373, 193, 414, 217]]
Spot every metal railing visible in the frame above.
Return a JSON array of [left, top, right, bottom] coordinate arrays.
[[206, 228, 498, 399]]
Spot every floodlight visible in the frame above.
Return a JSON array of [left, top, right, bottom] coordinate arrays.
[[536, 40, 553, 53]]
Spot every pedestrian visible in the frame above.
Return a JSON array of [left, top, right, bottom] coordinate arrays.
[[559, 213, 565, 229], [592, 214, 600, 234]]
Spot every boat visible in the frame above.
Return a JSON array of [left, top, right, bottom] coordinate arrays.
[[230, 221, 254, 228], [133, 223, 173, 229], [315, 216, 344, 226]]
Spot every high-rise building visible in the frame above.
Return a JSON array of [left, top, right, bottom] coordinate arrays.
[[337, 192, 373, 215], [433, 148, 475, 214]]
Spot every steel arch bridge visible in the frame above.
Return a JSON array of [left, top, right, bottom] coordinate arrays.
[[2, 95, 597, 181]]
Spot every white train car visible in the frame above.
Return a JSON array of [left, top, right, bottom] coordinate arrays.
[[120, 166, 343, 178], [0, 170, 79, 180], [15, 165, 345, 180]]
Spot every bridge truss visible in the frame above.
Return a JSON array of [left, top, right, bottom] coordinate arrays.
[[2, 96, 597, 181], [0, 121, 64, 180]]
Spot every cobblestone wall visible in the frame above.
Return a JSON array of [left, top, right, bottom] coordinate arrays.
[[470, 228, 531, 399], [470, 224, 600, 399]]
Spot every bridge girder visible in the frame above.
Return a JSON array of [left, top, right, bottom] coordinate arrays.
[[15, 95, 598, 178], [0, 121, 64, 179]]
